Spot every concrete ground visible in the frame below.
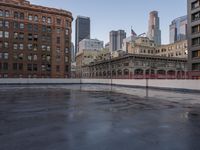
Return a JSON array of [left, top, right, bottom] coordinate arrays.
[[0, 85, 200, 150]]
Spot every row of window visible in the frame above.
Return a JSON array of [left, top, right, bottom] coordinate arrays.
[[0, 10, 67, 26], [191, 0, 200, 10]]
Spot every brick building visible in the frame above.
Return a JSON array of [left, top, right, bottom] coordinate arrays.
[[0, 0, 73, 78]]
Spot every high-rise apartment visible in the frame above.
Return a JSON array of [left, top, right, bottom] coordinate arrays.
[[109, 30, 126, 52], [75, 16, 90, 55], [187, 0, 200, 78], [0, 0, 73, 78], [170, 15, 187, 44], [147, 11, 161, 45]]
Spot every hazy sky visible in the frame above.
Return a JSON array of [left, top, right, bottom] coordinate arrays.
[[29, 0, 187, 44]]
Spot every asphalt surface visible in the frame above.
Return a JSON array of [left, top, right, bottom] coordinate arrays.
[[0, 85, 200, 150]]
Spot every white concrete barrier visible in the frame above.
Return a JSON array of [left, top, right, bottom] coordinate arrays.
[[0, 78, 200, 91]]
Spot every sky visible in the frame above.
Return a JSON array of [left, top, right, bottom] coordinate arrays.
[[29, 0, 187, 45]]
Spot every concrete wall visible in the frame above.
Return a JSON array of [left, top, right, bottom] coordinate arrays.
[[0, 78, 199, 91]]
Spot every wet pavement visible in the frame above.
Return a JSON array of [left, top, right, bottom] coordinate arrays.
[[0, 85, 200, 150]]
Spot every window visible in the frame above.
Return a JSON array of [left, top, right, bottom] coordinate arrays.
[[34, 15, 38, 22], [5, 31, 9, 38], [56, 47, 60, 53], [47, 46, 51, 51], [46, 55, 51, 61], [0, 10, 3, 17], [27, 55, 32, 61], [3, 63, 8, 70], [19, 44, 24, 50], [0, 31, 3, 38], [19, 63, 23, 70], [192, 25, 200, 34], [28, 44, 32, 50], [33, 34, 38, 41], [5, 21, 9, 28], [13, 44, 18, 50], [192, 11, 200, 21], [66, 21, 70, 28], [28, 24, 32, 31], [47, 17, 51, 24], [19, 23, 24, 29], [66, 29, 69, 35], [192, 63, 200, 71], [33, 44, 38, 51], [14, 12, 18, 19], [27, 64, 32, 71], [47, 26, 51, 32], [42, 25, 46, 32], [33, 55, 37, 61], [19, 33, 24, 40], [57, 37, 60, 44], [5, 11, 9, 17], [192, 0, 200, 9], [18, 53, 23, 60], [0, 20, 3, 27], [13, 63, 18, 70], [14, 32, 18, 39], [14, 22, 18, 29], [34, 25, 38, 32], [33, 64, 37, 71], [4, 42, 8, 48], [42, 16, 46, 23], [65, 48, 69, 53], [57, 18, 61, 25], [20, 13, 24, 20], [42, 45, 46, 51], [28, 15, 33, 21], [57, 28, 61, 33], [192, 50, 200, 58], [28, 33, 33, 41], [4, 53, 8, 59], [192, 37, 200, 46]]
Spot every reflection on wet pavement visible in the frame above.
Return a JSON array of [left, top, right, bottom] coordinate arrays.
[[0, 84, 200, 150]]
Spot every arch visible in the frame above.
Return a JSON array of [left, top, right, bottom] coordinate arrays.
[[103, 71, 106, 77], [145, 69, 155, 75], [112, 70, 116, 76], [134, 69, 144, 75], [157, 70, 166, 75], [117, 70, 122, 76], [124, 69, 129, 76], [167, 70, 176, 75]]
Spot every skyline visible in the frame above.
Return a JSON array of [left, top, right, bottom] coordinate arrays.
[[29, 0, 187, 45]]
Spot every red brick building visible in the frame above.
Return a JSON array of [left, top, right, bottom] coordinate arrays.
[[0, 0, 73, 78]]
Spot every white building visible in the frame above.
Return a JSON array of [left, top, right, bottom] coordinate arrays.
[[78, 39, 104, 52]]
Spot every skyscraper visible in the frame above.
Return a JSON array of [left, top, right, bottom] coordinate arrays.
[[109, 30, 126, 52], [187, 0, 200, 78], [170, 15, 187, 44], [147, 11, 161, 45], [75, 16, 90, 55]]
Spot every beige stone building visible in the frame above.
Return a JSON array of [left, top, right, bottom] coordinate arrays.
[[127, 37, 156, 55], [155, 40, 188, 58]]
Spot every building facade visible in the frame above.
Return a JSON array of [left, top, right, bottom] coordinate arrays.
[[82, 54, 187, 79], [170, 15, 187, 44], [71, 42, 75, 62], [147, 11, 161, 45], [127, 37, 156, 55], [0, 0, 73, 78], [78, 39, 103, 52], [156, 40, 188, 58], [75, 16, 90, 55], [187, 0, 200, 78], [109, 30, 126, 52]]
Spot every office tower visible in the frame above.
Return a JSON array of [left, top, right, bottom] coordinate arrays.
[[187, 0, 200, 78], [170, 15, 187, 44], [75, 16, 90, 55], [78, 39, 103, 52], [0, 0, 73, 78], [147, 11, 161, 45], [109, 30, 126, 52]]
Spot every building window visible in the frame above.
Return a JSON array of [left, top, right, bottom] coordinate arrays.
[[13, 63, 18, 70], [66, 29, 69, 35], [3, 63, 8, 70], [19, 23, 24, 29], [13, 43, 18, 50], [5, 10, 9, 17], [27, 64, 32, 71], [192, 37, 200, 46], [47, 46, 51, 51], [33, 15, 38, 22], [0, 20, 3, 27], [33, 44, 38, 51], [19, 44, 24, 50], [57, 37, 60, 44], [5, 21, 9, 28], [0, 10, 3, 17], [14, 32, 18, 39], [192, 50, 200, 58], [28, 14, 33, 21], [42, 45, 46, 51], [34, 25, 38, 32], [33, 64, 37, 71], [0, 31, 3, 38], [5, 31, 9, 38], [47, 26, 51, 32], [33, 34, 38, 41], [20, 13, 24, 20], [19, 33, 24, 40], [192, 63, 200, 71], [14, 22, 18, 29], [47, 17, 51, 24], [192, 11, 200, 21], [42, 16, 46, 23], [192, 25, 200, 34], [57, 18, 61, 25], [192, 0, 200, 9], [33, 55, 37, 61], [4, 42, 8, 48], [28, 24, 32, 31], [14, 12, 18, 19], [42, 25, 46, 32], [28, 44, 33, 50], [28, 33, 33, 41], [19, 63, 23, 70], [57, 28, 61, 33]]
